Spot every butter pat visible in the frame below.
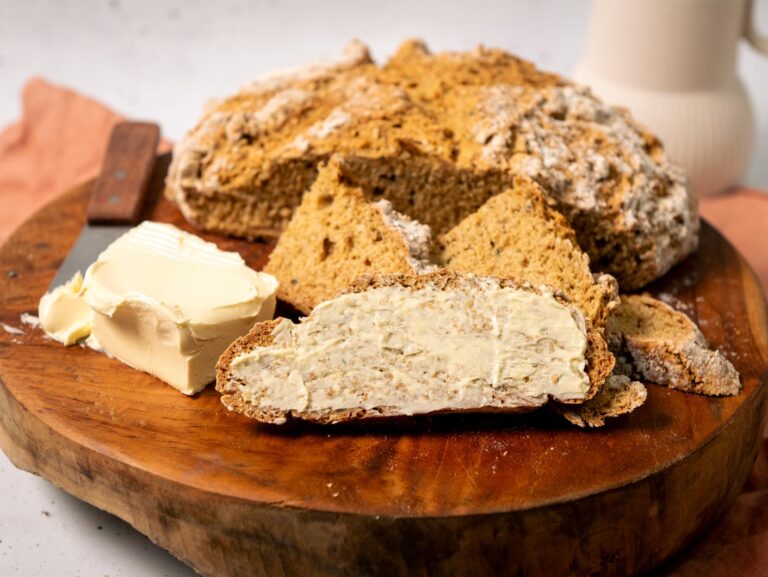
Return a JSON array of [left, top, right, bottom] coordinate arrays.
[[82, 221, 278, 395], [38, 272, 94, 345]]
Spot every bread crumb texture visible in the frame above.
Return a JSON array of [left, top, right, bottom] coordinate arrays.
[[167, 39, 698, 289], [553, 374, 648, 428], [440, 175, 619, 330], [263, 157, 435, 314]]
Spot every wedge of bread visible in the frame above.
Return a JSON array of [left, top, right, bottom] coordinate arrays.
[[263, 157, 435, 314], [439, 175, 618, 330], [607, 294, 741, 396], [216, 271, 615, 425], [167, 39, 698, 290]]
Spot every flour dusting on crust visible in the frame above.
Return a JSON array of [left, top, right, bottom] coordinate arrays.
[[375, 200, 437, 274], [474, 84, 697, 280]]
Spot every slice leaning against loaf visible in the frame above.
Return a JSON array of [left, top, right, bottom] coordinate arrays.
[[607, 294, 741, 396], [439, 175, 618, 330], [216, 271, 614, 425], [263, 156, 435, 314]]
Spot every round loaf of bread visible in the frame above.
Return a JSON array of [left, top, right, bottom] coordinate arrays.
[[166, 39, 698, 289]]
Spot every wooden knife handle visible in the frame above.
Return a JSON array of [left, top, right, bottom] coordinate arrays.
[[87, 121, 160, 224]]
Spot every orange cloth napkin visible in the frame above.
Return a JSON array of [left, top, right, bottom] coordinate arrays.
[[1, 79, 767, 576], [0, 78, 171, 244]]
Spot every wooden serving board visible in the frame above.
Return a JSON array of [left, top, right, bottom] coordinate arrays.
[[0, 155, 767, 577]]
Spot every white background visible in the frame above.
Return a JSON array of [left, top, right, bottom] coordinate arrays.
[[0, 1, 767, 576]]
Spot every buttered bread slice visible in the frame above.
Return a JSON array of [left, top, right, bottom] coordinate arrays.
[[216, 271, 614, 424]]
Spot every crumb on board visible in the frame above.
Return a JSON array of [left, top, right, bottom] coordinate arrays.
[[1, 323, 23, 335], [20, 313, 40, 328]]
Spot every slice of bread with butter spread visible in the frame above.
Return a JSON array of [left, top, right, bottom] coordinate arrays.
[[216, 271, 615, 425]]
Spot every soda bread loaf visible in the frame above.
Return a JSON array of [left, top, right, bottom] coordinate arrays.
[[263, 156, 435, 314], [216, 271, 616, 425], [167, 39, 698, 290], [607, 294, 741, 396]]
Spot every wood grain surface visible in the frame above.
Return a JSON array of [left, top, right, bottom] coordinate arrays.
[[0, 155, 766, 577]]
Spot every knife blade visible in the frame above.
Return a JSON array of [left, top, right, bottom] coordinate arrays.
[[48, 122, 159, 292]]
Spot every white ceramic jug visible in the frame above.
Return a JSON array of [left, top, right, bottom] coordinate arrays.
[[574, 0, 768, 196]]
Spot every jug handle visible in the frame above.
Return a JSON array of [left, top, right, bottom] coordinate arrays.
[[746, 0, 768, 53]]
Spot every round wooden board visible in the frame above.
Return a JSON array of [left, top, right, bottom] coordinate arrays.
[[0, 156, 767, 577]]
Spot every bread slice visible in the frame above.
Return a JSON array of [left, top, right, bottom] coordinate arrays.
[[167, 39, 698, 290], [607, 294, 741, 396], [439, 175, 618, 330], [263, 157, 435, 314], [216, 271, 615, 425]]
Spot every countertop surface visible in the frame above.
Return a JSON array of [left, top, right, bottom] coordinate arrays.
[[0, 451, 196, 576]]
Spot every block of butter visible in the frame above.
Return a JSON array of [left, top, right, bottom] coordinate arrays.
[[81, 221, 278, 395]]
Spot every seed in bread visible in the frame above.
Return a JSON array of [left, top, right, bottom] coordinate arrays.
[[216, 271, 615, 425], [607, 294, 741, 396]]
